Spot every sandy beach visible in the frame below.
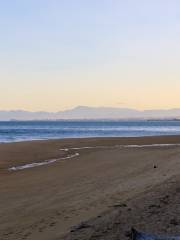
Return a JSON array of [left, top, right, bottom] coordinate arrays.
[[1, 136, 180, 240]]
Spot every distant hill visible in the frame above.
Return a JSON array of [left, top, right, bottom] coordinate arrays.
[[0, 106, 180, 120]]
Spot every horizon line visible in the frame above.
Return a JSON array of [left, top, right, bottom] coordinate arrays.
[[1, 106, 180, 113]]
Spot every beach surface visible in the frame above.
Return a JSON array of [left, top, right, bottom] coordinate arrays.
[[1, 136, 180, 240]]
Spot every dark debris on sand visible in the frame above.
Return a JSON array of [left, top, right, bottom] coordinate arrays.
[[62, 176, 180, 240]]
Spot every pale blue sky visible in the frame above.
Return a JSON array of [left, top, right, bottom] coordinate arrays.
[[0, 0, 180, 111]]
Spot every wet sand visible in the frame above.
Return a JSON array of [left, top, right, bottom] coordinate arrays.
[[1, 136, 180, 240]]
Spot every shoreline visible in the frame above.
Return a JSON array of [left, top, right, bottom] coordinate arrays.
[[1, 135, 180, 170], [1, 136, 180, 239], [0, 135, 180, 171], [1, 134, 180, 144]]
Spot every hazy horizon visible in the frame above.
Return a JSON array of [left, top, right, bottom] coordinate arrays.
[[1, 1, 180, 111], [0, 106, 180, 121], [1, 105, 180, 112]]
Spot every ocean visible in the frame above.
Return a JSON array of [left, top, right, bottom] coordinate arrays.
[[0, 120, 180, 143]]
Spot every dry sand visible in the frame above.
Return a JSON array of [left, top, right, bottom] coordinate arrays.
[[0, 136, 180, 240]]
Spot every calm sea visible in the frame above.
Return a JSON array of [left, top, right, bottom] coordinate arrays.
[[0, 120, 180, 143]]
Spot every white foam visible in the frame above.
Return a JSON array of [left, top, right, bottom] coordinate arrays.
[[60, 148, 69, 151], [61, 153, 79, 159], [60, 143, 180, 152], [9, 153, 79, 171], [70, 146, 103, 150], [59, 146, 107, 151]]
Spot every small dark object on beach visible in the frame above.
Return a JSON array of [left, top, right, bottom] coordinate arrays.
[[153, 165, 157, 169], [160, 195, 169, 205], [170, 218, 179, 226], [125, 230, 131, 238]]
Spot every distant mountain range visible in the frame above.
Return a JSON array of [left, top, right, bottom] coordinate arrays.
[[0, 106, 180, 120]]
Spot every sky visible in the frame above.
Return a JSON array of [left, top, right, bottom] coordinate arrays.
[[0, 0, 180, 111]]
